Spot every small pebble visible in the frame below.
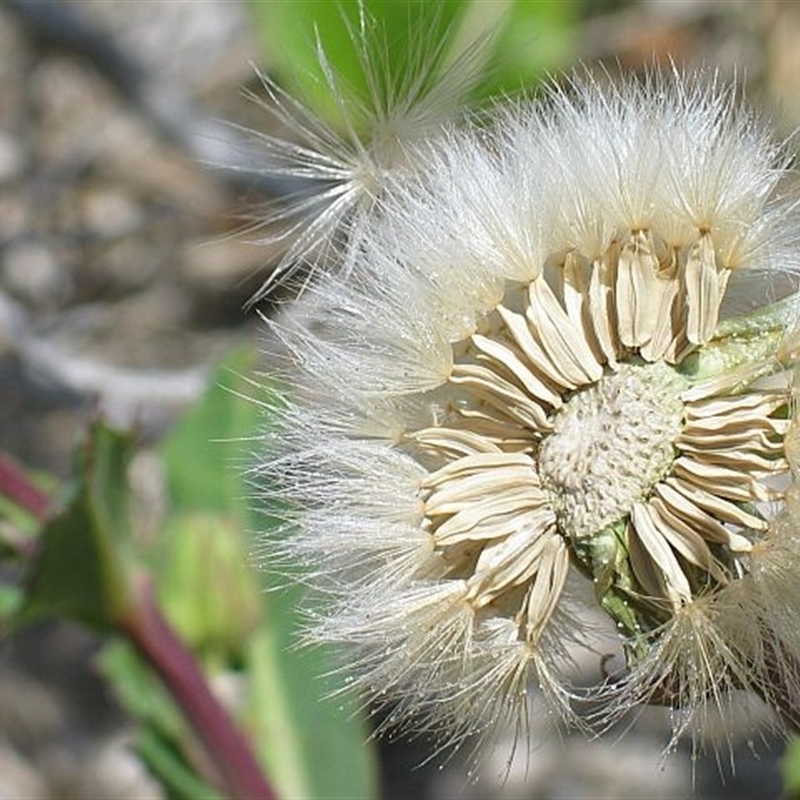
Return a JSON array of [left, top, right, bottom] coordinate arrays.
[[81, 188, 143, 239], [0, 131, 26, 183], [2, 239, 66, 305]]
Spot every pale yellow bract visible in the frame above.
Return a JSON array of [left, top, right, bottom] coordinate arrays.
[[414, 228, 788, 649]]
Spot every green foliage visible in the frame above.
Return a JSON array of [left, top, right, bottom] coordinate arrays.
[[160, 347, 259, 518], [251, 0, 467, 127], [101, 641, 221, 800], [157, 346, 378, 800], [0, 346, 377, 800], [249, 0, 578, 128], [0, 462, 55, 539], [157, 511, 262, 661], [478, 0, 578, 94], [0, 584, 22, 622], [785, 737, 800, 799], [22, 422, 134, 629], [245, 585, 378, 800]]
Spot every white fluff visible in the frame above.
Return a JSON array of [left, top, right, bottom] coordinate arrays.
[[255, 54, 800, 760]]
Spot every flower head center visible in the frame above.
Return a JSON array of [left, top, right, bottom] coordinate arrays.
[[538, 361, 687, 540]]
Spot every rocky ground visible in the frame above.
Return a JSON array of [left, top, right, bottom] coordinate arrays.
[[0, 1, 798, 798]]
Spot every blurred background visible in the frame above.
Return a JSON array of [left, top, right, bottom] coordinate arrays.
[[0, 1, 799, 798]]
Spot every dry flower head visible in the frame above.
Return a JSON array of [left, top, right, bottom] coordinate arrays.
[[255, 28, 800, 762]]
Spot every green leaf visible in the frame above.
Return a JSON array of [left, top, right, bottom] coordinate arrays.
[[101, 640, 188, 752], [159, 345, 379, 799], [0, 584, 23, 626], [157, 346, 264, 660], [21, 421, 134, 629], [248, 0, 578, 128], [785, 736, 800, 798], [100, 641, 222, 800], [476, 0, 579, 95], [245, 582, 378, 800], [137, 726, 221, 800], [249, 0, 469, 127], [160, 346, 260, 517]]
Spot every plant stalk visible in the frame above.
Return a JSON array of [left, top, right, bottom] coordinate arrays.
[[0, 459, 277, 800], [120, 576, 277, 800], [0, 454, 50, 520]]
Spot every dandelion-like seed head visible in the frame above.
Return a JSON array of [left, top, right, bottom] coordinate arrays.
[[416, 216, 790, 664], [260, 60, 800, 758]]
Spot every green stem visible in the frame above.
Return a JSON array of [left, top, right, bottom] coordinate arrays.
[[681, 294, 797, 385]]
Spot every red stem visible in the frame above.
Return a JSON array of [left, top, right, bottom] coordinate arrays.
[[120, 577, 277, 800], [0, 454, 50, 521], [0, 451, 277, 797]]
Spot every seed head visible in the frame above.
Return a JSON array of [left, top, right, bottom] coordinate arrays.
[[257, 61, 800, 758]]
